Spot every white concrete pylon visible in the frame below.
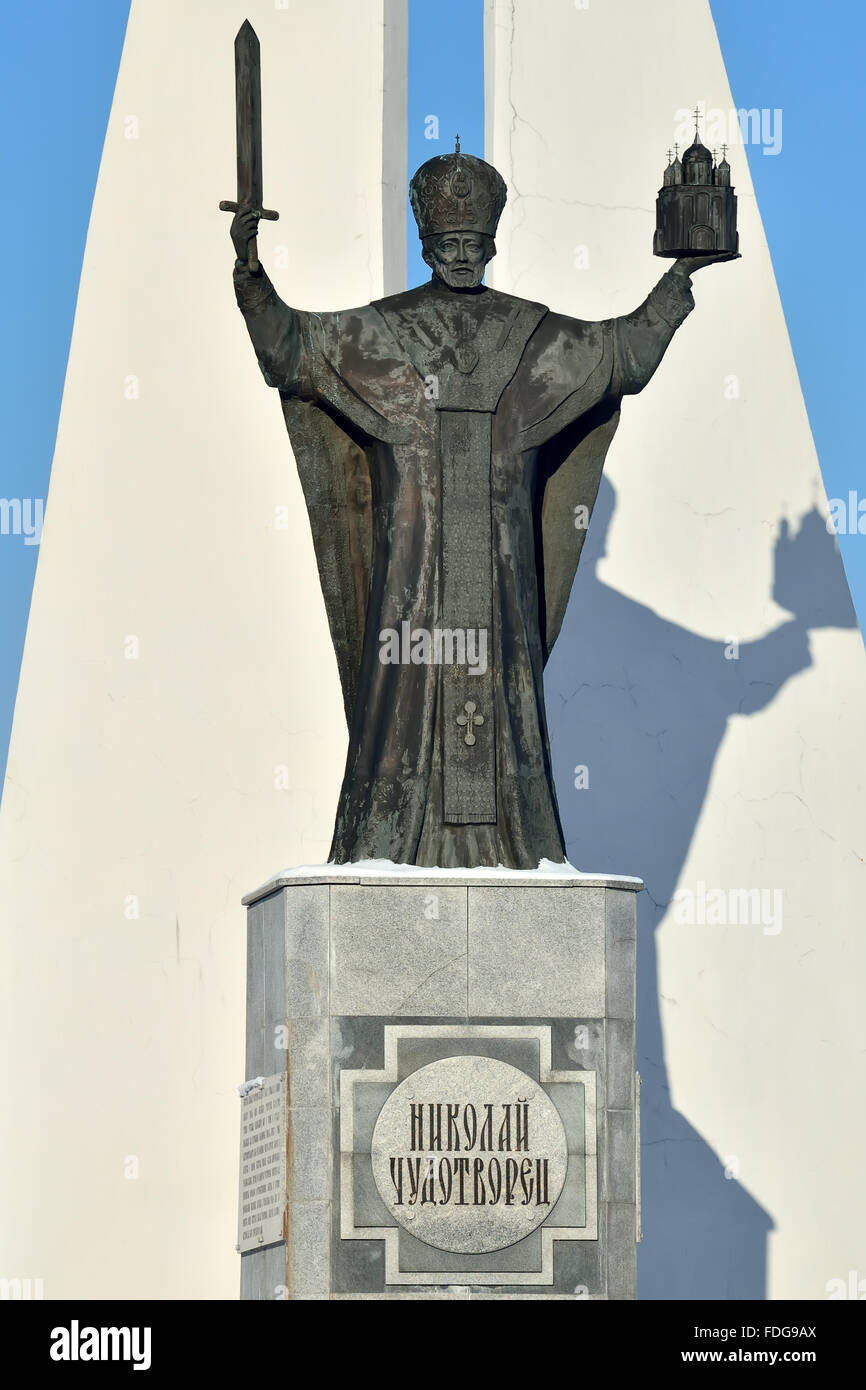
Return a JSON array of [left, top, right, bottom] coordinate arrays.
[[485, 0, 866, 1300], [0, 0, 405, 1299]]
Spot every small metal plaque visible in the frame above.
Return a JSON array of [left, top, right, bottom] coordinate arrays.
[[370, 1055, 568, 1255], [237, 1073, 287, 1253]]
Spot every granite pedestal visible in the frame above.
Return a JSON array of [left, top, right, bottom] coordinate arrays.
[[238, 866, 641, 1300]]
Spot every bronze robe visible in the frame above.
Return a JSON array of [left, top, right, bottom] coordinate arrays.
[[234, 265, 694, 867]]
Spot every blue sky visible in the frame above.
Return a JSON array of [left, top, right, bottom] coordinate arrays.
[[407, 0, 484, 287], [0, 0, 862, 788], [0, 2, 131, 785], [711, 0, 866, 647]]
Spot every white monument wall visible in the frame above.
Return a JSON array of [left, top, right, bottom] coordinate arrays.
[[0, 0, 404, 1299], [486, 0, 866, 1300]]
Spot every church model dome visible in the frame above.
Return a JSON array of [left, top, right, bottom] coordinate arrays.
[[681, 134, 714, 185], [654, 112, 739, 258]]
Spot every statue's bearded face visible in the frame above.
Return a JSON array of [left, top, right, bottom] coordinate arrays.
[[422, 232, 495, 289]]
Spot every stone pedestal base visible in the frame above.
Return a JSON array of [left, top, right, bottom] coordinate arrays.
[[238, 866, 641, 1300]]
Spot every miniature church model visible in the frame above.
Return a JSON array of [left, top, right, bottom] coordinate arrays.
[[654, 112, 739, 257]]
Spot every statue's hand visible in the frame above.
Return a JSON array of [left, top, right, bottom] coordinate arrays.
[[674, 251, 741, 278], [231, 207, 261, 264]]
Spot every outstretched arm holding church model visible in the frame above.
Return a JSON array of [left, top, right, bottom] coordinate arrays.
[[613, 251, 739, 396]]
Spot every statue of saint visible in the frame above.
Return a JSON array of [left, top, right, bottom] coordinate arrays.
[[230, 146, 733, 868]]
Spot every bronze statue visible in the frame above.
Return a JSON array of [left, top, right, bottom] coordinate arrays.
[[224, 24, 736, 869]]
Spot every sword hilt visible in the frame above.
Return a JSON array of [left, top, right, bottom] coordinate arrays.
[[219, 200, 279, 275]]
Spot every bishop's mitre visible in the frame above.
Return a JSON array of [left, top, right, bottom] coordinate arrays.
[[410, 144, 508, 240]]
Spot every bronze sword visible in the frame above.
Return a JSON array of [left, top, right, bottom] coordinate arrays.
[[219, 20, 279, 273]]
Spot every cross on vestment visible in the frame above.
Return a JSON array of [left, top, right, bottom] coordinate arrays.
[[456, 700, 485, 746]]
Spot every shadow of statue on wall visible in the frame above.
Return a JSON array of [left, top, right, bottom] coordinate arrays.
[[546, 476, 858, 1299]]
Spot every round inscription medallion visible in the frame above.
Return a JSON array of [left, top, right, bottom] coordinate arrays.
[[370, 1055, 568, 1255]]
